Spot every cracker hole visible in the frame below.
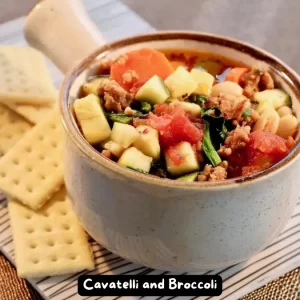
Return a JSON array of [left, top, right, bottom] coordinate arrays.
[[5, 78, 11, 83], [19, 128, 26, 134], [27, 186, 33, 193], [50, 123, 57, 130], [69, 254, 77, 260], [66, 239, 73, 245], [38, 135, 44, 141], [39, 174, 46, 180], [29, 243, 37, 249], [47, 240, 55, 247], [8, 88, 14, 92], [43, 211, 50, 217], [12, 158, 19, 165], [6, 134, 12, 139], [26, 166, 33, 172], [32, 258, 39, 264], [25, 213, 32, 220], [0, 172, 6, 178], [62, 224, 70, 231], [39, 154, 45, 160], [52, 162, 59, 168], [27, 227, 34, 234], [60, 210, 67, 216], [51, 142, 58, 148], [25, 146, 32, 153], [44, 225, 52, 232], [50, 256, 57, 262], [23, 88, 29, 93], [13, 179, 19, 185]]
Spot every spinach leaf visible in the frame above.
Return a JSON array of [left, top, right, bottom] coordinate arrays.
[[202, 114, 227, 150], [150, 157, 167, 178], [203, 121, 222, 167]]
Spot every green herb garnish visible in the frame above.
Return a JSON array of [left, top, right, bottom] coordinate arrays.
[[189, 94, 207, 106], [106, 113, 133, 124], [242, 109, 252, 117], [141, 102, 152, 113]]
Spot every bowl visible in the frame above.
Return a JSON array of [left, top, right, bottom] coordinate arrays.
[[24, 0, 300, 271]]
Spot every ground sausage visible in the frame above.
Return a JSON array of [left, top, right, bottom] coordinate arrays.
[[243, 67, 274, 99], [101, 80, 133, 112], [218, 126, 250, 157], [198, 164, 227, 181], [207, 94, 249, 120]]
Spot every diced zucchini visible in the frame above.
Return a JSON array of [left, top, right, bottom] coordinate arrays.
[[164, 66, 197, 98], [170, 100, 201, 117], [102, 141, 125, 158], [135, 75, 170, 104], [82, 77, 107, 95], [177, 172, 198, 182], [73, 94, 111, 144], [165, 142, 200, 176], [118, 147, 153, 173], [133, 125, 160, 159], [190, 69, 215, 96], [254, 89, 291, 110], [111, 123, 140, 148]]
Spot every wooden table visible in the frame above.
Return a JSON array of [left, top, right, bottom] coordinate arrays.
[[0, 0, 299, 299]]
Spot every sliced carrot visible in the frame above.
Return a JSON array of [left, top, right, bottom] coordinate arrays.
[[225, 67, 249, 84], [110, 48, 174, 93]]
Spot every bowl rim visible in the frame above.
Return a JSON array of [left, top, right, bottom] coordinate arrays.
[[60, 30, 300, 190]]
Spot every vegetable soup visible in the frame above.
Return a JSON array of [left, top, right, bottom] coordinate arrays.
[[72, 48, 298, 182]]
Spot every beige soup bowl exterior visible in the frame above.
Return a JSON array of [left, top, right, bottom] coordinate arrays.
[[24, 0, 300, 271]]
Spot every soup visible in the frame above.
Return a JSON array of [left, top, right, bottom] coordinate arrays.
[[72, 48, 298, 182]]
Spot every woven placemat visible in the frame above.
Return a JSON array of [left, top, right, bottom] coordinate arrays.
[[0, 252, 298, 300]]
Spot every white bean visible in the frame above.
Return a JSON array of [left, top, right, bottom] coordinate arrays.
[[276, 115, 298, 139], [253, 109, 280, 134], [277, 106, 293, 117], [211, 81, 243, 97]]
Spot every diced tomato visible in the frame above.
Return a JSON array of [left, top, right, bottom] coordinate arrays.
[[110, 48, 174, 93], [228, 130, 293, 177], [147, 104, 204, 150], [247, 130, 291, 165]]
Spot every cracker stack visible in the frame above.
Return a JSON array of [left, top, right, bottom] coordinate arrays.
[[0, 46, 94, 279]]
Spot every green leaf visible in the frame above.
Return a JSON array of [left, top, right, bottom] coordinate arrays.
[[203, 121, 222, 167]]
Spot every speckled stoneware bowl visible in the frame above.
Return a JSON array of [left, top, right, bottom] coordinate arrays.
[[24, 0, 300, 271]]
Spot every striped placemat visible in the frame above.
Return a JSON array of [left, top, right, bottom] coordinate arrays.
[[0, 0, 299, 299]]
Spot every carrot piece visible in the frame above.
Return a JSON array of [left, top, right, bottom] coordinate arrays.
[[225, 67, 249, 84], [110, 48, 174, 93]]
